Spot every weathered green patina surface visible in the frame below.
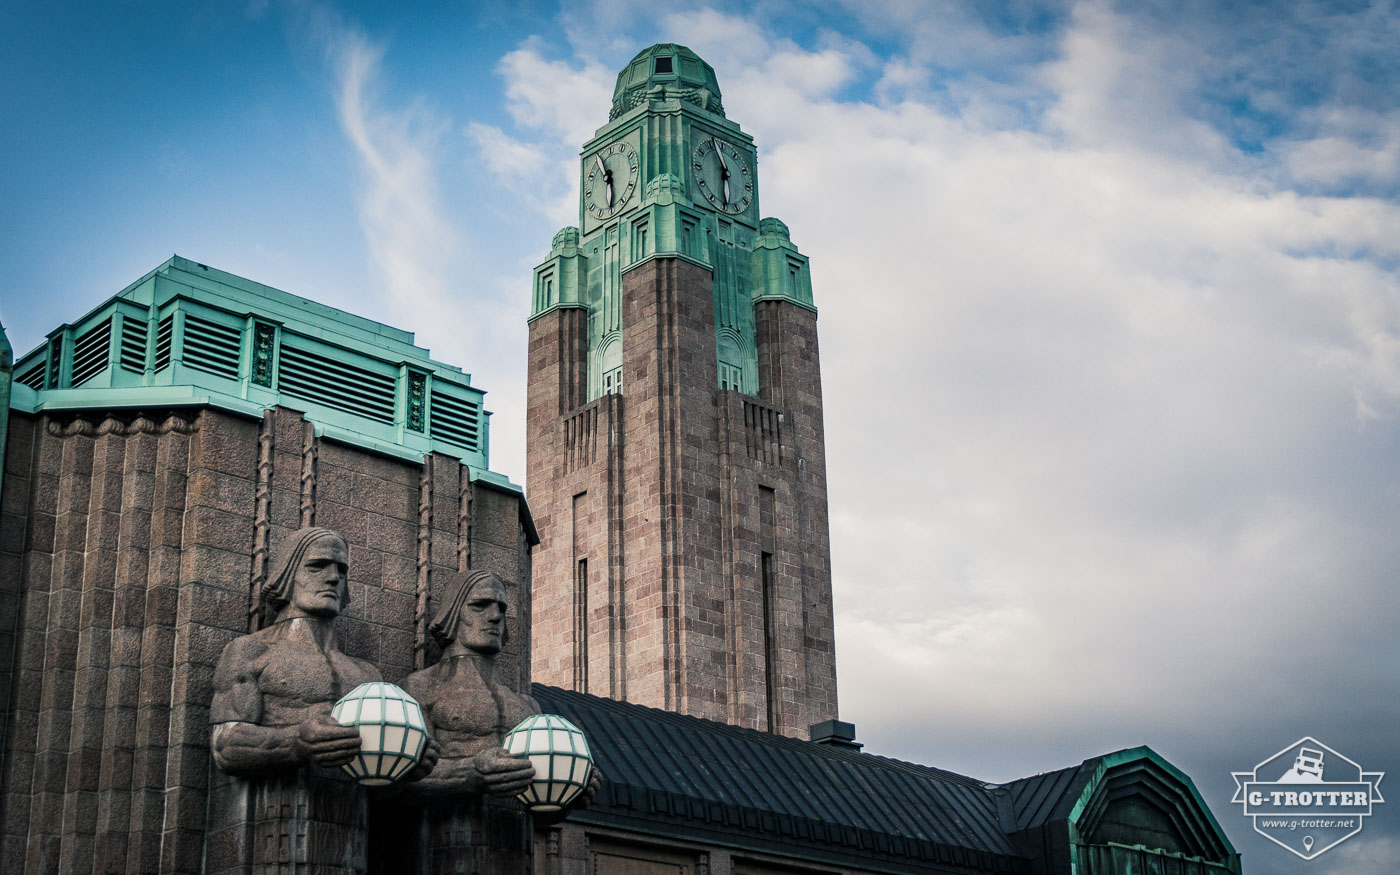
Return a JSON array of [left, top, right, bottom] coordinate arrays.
[[529, 43, 814, 400], [9, 255, 516, 491]]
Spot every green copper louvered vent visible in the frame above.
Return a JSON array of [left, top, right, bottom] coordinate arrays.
[[45, 337, 63, 388], [120, 316, 148, 372], [279, 341, 396, 425], [71, 318, 112, 386], [406, 371, 427, 432], [430, 387, 480, 450], [16, 359, 46, 390], [182, 314, 241, 380], [154, 315, 173, 371]]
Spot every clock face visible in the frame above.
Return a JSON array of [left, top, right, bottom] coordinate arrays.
[[585, 141, 639, 221], [692, 137, 752, 215]]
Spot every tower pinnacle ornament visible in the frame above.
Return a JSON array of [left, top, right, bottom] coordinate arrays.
[[526, 44, 837, 737]]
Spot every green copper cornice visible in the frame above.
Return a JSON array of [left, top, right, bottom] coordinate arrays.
[[10, 256, 509, 480]]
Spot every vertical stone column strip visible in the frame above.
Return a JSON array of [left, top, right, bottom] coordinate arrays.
[[93, 418, 157, 874], [0, 415, 52, 868], [605, 391, 626, 701], [127, 416, 191, 873], [249, 410, 274, 630], [457, 466, 472, 573], [168, 410, 256, 874], [415, 455, 433, 671], [27, 419, 95, 873], [299, 420, 317, 528], [545, 827, 562, 875], [718, 395, 739, 725], [658, 264, 683, 711], [0, 414, 26, 792], [57, 421, 126, 875]]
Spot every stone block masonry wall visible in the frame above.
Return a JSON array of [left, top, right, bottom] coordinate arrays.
[[0, 406, 533, 875], [754, 299, 838, 734], [618, 258, 728, 724], [526, 257, 838, 739]]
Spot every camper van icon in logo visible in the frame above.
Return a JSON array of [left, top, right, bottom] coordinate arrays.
[[1232, 738, 1385, 859]]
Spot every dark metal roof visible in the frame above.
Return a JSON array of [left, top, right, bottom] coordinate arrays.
[[999, 765, 1084, 832], [534, 685, 1029, 874]]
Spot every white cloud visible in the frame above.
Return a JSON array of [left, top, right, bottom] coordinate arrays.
[[487, 5, 1400, 861], [1285, 133, 1400, 189], [497, 41, 615, 147], [466, 122, 553, 180], [310, 14, 468, 341]]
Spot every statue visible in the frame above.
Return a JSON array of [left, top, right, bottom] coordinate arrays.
[[403, 570, 539, 799], [399, 570, 597, 871], [207, 526, 438, 874]]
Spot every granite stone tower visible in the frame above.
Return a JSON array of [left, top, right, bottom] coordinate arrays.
[[526, 44, 837, 737]]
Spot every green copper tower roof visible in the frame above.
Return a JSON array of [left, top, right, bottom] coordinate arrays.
[[9, 255, 516, 492], [534, 42, 817, 402], [610, 43, 724, 120]]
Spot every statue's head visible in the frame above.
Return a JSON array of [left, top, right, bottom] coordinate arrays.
[[430, 570, 509, 655], [263, 527, 351, 620]]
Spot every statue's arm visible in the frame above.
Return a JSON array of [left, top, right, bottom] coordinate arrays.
[[210, 637, 295, 775]]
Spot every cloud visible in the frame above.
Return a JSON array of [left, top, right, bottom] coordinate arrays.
[[329, 31, 461, 316], [465, 121, 578, 227], [497, 40, 614, 147], [488, 5, 1400, 865]]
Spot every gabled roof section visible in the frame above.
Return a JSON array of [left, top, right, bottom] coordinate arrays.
[[534, 685, 1028, 874], [9, 256, 519, 493], [995, 747, 1241, 874]]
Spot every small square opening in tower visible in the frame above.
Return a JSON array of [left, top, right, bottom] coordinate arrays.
[[654, 56, 673, 74]]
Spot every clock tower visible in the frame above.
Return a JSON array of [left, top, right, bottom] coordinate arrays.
[[526, 44, 836, 737]]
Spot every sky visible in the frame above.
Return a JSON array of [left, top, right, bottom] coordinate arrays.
[[3, 0, 1399, 871]]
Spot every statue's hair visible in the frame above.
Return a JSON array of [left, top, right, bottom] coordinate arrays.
[[430, 570, 507, 648], [262, 527, 350, 614]]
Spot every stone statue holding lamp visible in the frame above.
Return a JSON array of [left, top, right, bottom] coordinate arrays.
[[208, 526, 439, 873]]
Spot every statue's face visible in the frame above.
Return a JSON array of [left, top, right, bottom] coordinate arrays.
[[288, 537, 350, 618], [458, 579, 508, 654]]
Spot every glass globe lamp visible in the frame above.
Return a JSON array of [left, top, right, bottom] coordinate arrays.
[[503, 714, 594, 811], [331, 682, 429, 785]]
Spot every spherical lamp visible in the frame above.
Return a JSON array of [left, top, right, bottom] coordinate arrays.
[[331, 682, 428, 785], [503, 714, 594, 811]]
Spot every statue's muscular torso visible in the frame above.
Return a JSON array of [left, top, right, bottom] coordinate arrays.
[[404, 658, 537, 760], [211, 622, 380, 727]]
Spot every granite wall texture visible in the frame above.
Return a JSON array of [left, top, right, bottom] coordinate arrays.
[[527, 256, 837, 738], [0, 406, 533, 874]]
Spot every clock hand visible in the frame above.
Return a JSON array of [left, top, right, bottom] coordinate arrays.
[[712, 140, 731, 205], [595, 153, 614, 208]]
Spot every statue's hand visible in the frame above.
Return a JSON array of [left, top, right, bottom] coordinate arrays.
[[296, 714, 362, 767], [576, 763, 604, 809], [405, 736, 441, 782], [472, 746, 536, 798]]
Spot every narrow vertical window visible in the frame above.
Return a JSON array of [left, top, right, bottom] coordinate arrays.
[[761, 551, 777, 733], [574, 557, 589, 693]]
